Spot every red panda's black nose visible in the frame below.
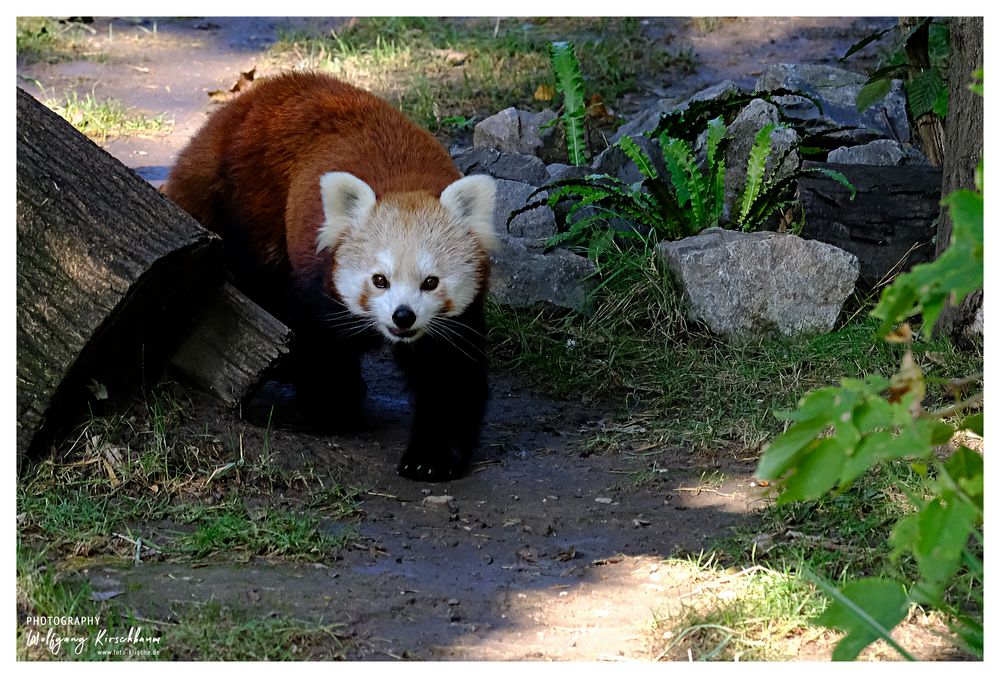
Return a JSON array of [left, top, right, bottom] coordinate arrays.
[[392, 306, 417, 329]]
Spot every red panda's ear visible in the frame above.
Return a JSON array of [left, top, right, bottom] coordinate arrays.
[[317, 172, 377, 253], [440, 175, 498, 251]]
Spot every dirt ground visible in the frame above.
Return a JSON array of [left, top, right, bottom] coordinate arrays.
[[21, 16, 962, 661]]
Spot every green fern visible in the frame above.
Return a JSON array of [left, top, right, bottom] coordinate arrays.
[[548, 41, 588, 166], [737, 123, 775, 227], [508, 115, 853, 253]]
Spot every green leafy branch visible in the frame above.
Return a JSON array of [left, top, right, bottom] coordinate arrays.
[[755, 136, 983, 659]]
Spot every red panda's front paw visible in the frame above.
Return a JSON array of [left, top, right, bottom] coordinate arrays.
[[397, 446, 468, 483]]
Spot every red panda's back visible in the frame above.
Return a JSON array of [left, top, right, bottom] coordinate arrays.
[[164, 72, 461, 275]]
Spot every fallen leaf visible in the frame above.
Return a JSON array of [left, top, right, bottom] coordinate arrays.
[[433, 48, 468, 65], [585, 93, 614, 122], [534, 83, 555, 101], [208, 67, 256, 103], [887, 349, 925, 415], [885, 322, 913, 343], [555, 546, 577, 562]]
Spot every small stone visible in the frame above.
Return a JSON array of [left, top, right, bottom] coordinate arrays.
[[422, 495, 455, 506], [595, 497, 613, 504]]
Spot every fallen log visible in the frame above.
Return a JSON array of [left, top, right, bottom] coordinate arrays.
[[16, 87, 224, 462], [169, 282, 293, 407]]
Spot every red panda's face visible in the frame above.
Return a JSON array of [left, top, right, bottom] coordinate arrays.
[[318, 173, 496, 344]]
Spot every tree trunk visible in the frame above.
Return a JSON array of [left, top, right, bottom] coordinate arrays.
[[16, 87, 223, 463], [899, 17, 946, 166], [934, 16, 983, 344]]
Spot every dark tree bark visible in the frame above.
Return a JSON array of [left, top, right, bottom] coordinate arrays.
[[169, 282, 293, 406], [935, 17, 983, 343], [899, 17, 946, 166], [16, 87, 223, 463]]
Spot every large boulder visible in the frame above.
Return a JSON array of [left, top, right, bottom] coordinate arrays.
[[755, 63, 910, 144], [489, 236, 596, 310], [655, 228, 859, 338], [723, 99, 800, 224]]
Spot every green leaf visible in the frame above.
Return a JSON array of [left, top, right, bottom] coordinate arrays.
[[942, 447, 984, 512], [813, 577, 913, 661], [907, 69, 946, 119], [911, 493, 980, 602], [933, 86, 949, 118], [704, 116, 727, 169], [802, 167, 856, 200], [778, 437, 845, 503], [549, 41, 588, 166], [959, 412, 983, 436], [855, 78, 892, 113], [756, 416, 831, 480], [840, 25, 896, 61]]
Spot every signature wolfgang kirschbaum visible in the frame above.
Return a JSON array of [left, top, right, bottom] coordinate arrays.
[[22, 616, 162, 657]]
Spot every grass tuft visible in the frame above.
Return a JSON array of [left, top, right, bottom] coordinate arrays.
[[43, 90, 171, 141], [268, 17, 694, 134]]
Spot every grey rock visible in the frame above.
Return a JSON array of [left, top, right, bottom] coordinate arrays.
[[755, 63, 910, 143], [655, 228, 859, 337], [473, 107, 558, 158], [493, 178, 557, 239], [453, 147, 550, 185], [610, 80, 746, 144], [723, 99, 800, 223], [827, 139, 930, 166], [546, 162, 592, 183], [489, 235, 596, 310]]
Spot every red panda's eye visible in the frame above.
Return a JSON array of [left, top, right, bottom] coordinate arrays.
[[420, 276, 439, 291], [372, 274, 389, 289]]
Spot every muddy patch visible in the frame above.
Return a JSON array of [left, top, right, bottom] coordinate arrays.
[[97, 355, 759, 660]]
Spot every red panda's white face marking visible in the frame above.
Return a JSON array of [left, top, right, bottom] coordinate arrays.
[[318, 173, 496, 343]]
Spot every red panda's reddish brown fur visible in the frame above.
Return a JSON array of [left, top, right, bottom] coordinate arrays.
[[165, 71, 462, 281]]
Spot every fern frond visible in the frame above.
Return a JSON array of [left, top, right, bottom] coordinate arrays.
[[549, 41, 588, 166], [617, 135, 658, 180], [737, 123, 775, 226]]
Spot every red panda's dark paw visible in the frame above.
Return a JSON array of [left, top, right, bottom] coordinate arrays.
[[397, 448, 468, 483]]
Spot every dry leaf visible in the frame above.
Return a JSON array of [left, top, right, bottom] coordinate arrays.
[[885, 323, 913, 343], [534, 83, 555, 101], [585, 93, 614, 122], [434, 48, 468, 65], [208, 67, 257, 103], [887, 349, 925, 415]]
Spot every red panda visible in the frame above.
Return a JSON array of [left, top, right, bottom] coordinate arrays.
[[163, 72, 497, 482]]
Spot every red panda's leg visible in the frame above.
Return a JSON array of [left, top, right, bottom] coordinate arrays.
[[285, 276, 372, 431], [394, 297, 489, 482]]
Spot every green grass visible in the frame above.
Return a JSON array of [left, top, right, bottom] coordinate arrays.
[[268, 17, 695, 133], [487, 244, 983, 452], [16, 380, 362, 659], [43, 90, 171, 141], [16, 17, 95, 63], [16, 546, 147, 660], [172, 499, 355, 560], [162, 602, 345, 660], [651, 557, 827, 661]]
